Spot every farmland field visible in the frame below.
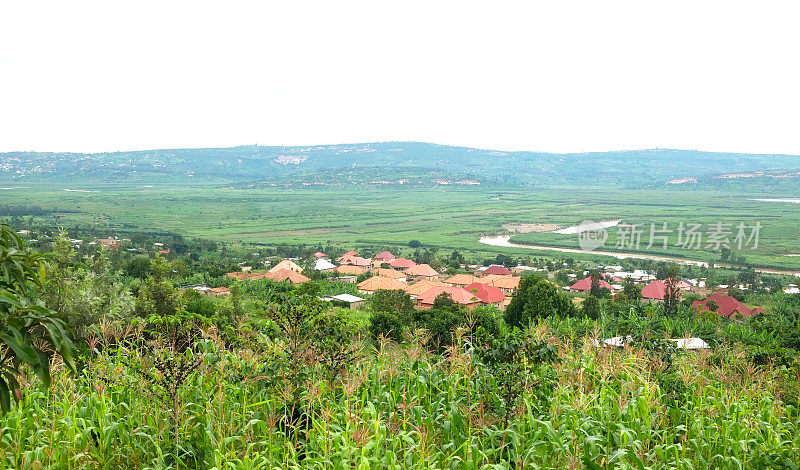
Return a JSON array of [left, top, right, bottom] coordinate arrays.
[[2, 180, 800, 270]]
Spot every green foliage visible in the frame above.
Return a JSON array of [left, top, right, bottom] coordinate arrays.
[[0, 224, 76, 413], [43, 241, 135, 339], [312, 310, 360, 388], [417, 294, 467, 350], [582, 295, 601, 320], [182, 289, 217, 317], [465, 305, 505, 339], [264, 290, 325, 402], [135, 255, 182, 319], [505, 274, 573, 327], [474, 327, 558, 426], [623, 277, 642, 301], [369, 289, 415, 323], [368, 309, 403, 342]]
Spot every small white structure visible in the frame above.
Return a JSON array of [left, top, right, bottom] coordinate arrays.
[[593, 336, 633, 348], [315, 259, 337, 271], [594, 336, 710, 350], [323, 293, 365, 309], [669, 338, 710, 350]]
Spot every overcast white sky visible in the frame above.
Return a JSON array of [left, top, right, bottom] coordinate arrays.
[[1, 1, 799, 154]]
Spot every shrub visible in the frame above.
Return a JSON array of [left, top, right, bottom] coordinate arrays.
[[582, 296, 601, 320], [505, 275, 573, 327], [369, 310, 403, 341]]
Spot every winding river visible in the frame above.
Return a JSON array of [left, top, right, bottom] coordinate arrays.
[[478, 235, 800, 277]]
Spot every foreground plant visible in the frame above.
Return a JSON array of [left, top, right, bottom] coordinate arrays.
[[0, 224, 75, 413], [475, 326, 558, 427]]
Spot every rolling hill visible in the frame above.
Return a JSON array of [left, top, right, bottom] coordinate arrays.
[[2, 142, 799, 189]]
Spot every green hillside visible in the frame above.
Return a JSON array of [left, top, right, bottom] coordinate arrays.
[[2, 142, 799, 189]]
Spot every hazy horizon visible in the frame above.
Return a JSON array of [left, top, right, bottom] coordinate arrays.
[[2, 1, 799, 155], [5, 140, 800, 157]]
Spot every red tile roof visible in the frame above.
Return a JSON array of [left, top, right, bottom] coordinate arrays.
[[335, 264, 366, 276], [357, 275, 407, 292], [268, 260, 303, 273], [336, 251, 359, 262], [389, 257, 417, 269], [342, 256, 372, 267], [483, 265, 512, 276], [266, 269, 310, 284], [313, 252, 327, 258], [403, 279, 448, 297], [641, 279, 685, 300], [406, 263, 438, 277], [570, 277, 613, 292], [225, 272, 271, 281], [465, 282, 505, 304], [376, 268, 406, 280], [692, 293, 763, 319], [374, 250, 397, 261], [416, 286, 481, 307], [444, 274, 482, 286]]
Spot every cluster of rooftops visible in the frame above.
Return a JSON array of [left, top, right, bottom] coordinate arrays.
[[568, 273, 765, 319], [328, 250, 521, 309], [218, 250, 523, 310], [207, 250, 767, 319]]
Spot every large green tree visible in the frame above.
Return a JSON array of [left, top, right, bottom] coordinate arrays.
[[504, 275, 573, 327], [0, 224, 75, 413]]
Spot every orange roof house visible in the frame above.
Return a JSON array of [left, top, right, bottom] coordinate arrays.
[[641, 279, 688, 301], [356, 275, 408, 293], [483, 265, 512, 276], [341, 256, 373, 267], [474, 275, 521, 299], [376, 267, 407, 281], [266, 269, 310, 284], [465, 282, 505, 305], [336, 251, 360, 262], [570, 277, 613, 292], [374, 250, 397, 261], [335, 264, 367, 276], [444, 274, 482, 287], [313, 252, 327, 258], [225, 272, 271, 281], [403, 279, 448, 298], [268, 260, 303, 274], [692, 293, 764, 320], [405, 263, 439, 280], [416, 286, 481, 309], [389, 257, 417, 270], [479, 275, 521, 290]]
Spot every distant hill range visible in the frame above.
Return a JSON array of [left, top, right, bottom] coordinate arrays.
[[2, 142, 799, 189]]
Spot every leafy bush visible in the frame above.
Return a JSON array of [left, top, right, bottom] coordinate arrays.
[[505, 274, 573, 327], [0, 224, 76, 413], [369, 310, 403, 341]]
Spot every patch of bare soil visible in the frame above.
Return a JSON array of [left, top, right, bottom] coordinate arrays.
[[503, 223, 561, 233]]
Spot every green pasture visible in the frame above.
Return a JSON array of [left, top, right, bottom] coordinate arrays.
[[2, 183, 799, 269]]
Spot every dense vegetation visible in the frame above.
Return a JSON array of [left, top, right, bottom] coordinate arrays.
[[1, 224, 799, 468]]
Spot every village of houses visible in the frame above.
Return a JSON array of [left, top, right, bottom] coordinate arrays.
[[206, 248, 781, 327], [21, 229, 791, 335]]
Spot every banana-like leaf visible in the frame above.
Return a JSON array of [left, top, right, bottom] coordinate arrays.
[[0, 379, 10, 413]]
